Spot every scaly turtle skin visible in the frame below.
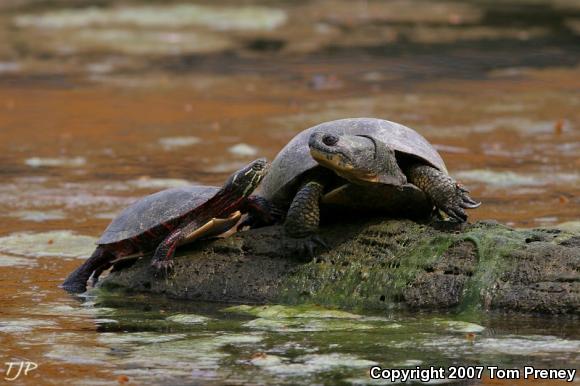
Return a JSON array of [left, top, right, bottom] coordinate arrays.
[[61, 158, 270, 293], [254, 118, 480, 254]]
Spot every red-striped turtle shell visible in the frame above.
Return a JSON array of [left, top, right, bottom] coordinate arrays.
[[97, 186, 219, 245]]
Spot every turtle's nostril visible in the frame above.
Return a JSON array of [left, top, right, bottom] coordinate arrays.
[[322, 134, 339, 146]]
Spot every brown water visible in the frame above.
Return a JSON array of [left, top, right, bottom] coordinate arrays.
[[0, 1, 579, 384]]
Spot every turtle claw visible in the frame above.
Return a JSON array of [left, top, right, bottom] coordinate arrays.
[[238, 212, 273, 231], [150, 259, 174, 277], [239, 211, 284, 231], [458, 185, 481, 209], [457, 183, 470, 194], [307, 235, 328, 256], [91, 262, 112, 287], [285, 235, 328, 260], [448, 207, 467, 222], [461, 200, 481, 209], [237, 216, 260, 231], [436, 182, 480, 223]]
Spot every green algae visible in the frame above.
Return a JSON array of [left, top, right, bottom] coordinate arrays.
[[34, 303, 115, 317], [97, 332, 187, 345], [224, 304, 364, 319], [45, 344, 111, 365], [276, 221, 455, 310], [242, 317, 377, 333], [166, 314, 211, 325], [7, 210, 66, 222], [256, 353, 378, 375], [432, 319, 486, 333], [457, 224, 521, 313], [158, 136, 201, 150], [250, 353, 284, 366], [0, 231, 96, 259], [273, 220, 568, 314], [555, 221, 580, 233], [25, 156, 86, 168], [0, 253, 36, 267], [66, 29, 234, 56], [14, 5, 287, 31], [224, 304, 396, 332], [0, 319, 56, 333]]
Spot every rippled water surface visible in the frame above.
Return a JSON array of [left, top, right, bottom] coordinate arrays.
[[0, 0, 579, 384]]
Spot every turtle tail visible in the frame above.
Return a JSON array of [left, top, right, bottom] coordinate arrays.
[[61, 246, 113, 293]]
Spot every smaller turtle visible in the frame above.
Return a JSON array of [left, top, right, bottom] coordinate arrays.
[[61, 158, 270, 293], [254, 118, 480, 254]]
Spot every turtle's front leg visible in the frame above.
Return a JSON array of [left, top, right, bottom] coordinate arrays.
[[406, 164, 480, 222], [284, 180, 327, 257]]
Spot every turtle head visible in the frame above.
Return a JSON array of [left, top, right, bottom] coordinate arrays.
[[309, 131, 407, 186], [223, 158, 269, 197]]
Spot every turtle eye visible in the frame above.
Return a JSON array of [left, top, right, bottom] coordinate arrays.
[[322, 134, 339, 146]]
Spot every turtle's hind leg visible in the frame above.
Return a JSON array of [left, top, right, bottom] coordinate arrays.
[[61, 246, 115, 293], [407, 164, 480, 222]]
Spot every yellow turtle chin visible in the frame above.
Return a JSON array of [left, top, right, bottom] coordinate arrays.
[[311, 148, 381, 183]]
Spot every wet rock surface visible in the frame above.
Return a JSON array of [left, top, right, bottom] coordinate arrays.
[[102, 219, 580, 315]]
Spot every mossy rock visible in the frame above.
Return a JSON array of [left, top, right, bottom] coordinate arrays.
[[101, 219, 580, 315]]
